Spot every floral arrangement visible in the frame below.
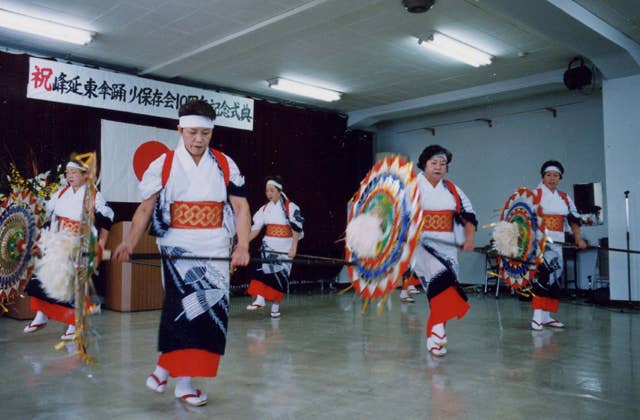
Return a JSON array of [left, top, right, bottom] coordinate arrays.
[[4, 163, 66, 201]]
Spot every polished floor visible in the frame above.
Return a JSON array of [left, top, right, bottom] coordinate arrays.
[[1, 290, 639, 419]]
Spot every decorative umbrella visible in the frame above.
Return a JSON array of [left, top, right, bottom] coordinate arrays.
[[0, 188, 44, 305], [493, 187, 546, 289], [345, 156, 423, 308]]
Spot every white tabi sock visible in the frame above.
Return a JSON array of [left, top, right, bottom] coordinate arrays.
[[33, 311, 48, 325], [532, 309, 544, 323], [174, 376, 208, 405], [271, 303, 280, 313], [541, 310, 555, 323], [253, 295, 266, 307], [431, 323, 446, 344], [153, 365, 169, 382], [146, 365, 169, 393], [399, 290, 409, 299], [175, 376, 196, 397], [65, 324, 76, 335]]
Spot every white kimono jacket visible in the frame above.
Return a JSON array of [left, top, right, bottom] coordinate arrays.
[[138, 138, 246, 356], [47, 184, 114, 234], [535, 183, 582, 285], [412, 174, 475, 283], [251, 198, 303, 275]]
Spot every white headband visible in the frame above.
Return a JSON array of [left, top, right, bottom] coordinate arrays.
[[179, 115, 214, 129], [543, 165, 562, 174], [266, 179, 283, 190], [66, 161, 87, 172], [430, 153, 449, 163]]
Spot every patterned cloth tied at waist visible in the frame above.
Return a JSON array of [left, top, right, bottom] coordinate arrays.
[[543, 214, 565, 232], [57, 216, 81, 235], [265, 224, 293, 238], [422, 210, 454, 232], [170, 201, 224, 229]]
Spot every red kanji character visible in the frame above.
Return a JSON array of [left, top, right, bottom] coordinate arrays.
[[30, 66, 53, 91]]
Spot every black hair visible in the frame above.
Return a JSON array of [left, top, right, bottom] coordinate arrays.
[[178, 99, 216, 120], [540, 160, 564, 179], [417, 144, 452, 171]]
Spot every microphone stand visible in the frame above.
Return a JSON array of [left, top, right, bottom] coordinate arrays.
[[624, 190, 632, 305]]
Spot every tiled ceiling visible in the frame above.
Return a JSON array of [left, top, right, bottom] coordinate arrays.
[[0, 0, 638, 115], [575, 0, 640, 42]]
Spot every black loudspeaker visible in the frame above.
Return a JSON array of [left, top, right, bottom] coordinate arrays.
[[563, 57, 592, 90], [574, 183, 598, 213]]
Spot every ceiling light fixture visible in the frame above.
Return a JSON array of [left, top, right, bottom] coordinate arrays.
[[402, 0, 436, 14], [418, 33, 492, 67], [268, 78, 341, 102], [0, 9, 93, 45]]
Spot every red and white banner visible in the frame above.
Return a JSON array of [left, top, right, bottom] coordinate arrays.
[[100, 120, 176, 202], [27, 57, 254, 131]]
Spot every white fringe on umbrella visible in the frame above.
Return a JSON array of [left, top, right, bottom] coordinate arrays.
[[346, 213, 383, 258], [35, 228, 78, 302], [492, 221, 520, 258]]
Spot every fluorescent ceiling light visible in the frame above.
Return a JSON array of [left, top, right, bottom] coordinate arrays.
[[0, 9, 93, 45], [268, 78, 341, 102], [419, 33, 492, 67]]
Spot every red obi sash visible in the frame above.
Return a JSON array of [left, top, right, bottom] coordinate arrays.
[[265, 224, 293, 238], [170, 201, 224, 229], [423, 210, 454, 232], [57, 216, 81, 235], [543, 214, 565, 232]]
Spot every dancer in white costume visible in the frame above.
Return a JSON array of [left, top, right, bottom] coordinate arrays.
[[530, 160, 586, 331], [412, 145, 476, 357], [114, 99, 250, 407], [246, 176, 303, 318], [24, 160, 113, 341]]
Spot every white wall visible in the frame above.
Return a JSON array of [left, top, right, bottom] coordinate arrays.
[[602, 75, 640, 302], [375, 91, 607, 286]]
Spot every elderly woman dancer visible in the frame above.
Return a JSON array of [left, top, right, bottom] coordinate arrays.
[[412, 145, 476, 357], [530, 160, 586, 330], [24, 159, 113, 341]]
